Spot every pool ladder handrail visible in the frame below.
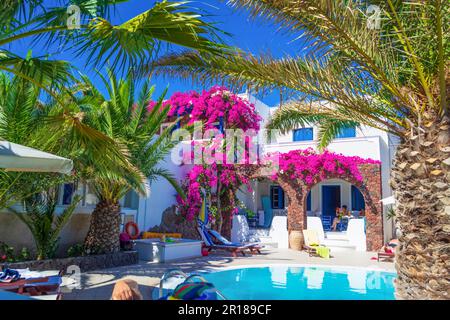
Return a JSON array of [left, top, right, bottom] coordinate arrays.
[[159, 268, 227, 300]]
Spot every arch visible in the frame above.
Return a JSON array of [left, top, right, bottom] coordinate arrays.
[[238, 162, 383, 251]]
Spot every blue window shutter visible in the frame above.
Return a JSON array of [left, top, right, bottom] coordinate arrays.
[[351, 186, 365, 211], [336, 126, 356, 138], [279, 186, 285, 208], [218, 116, 224, 133], [293, 128, 313, 141], [62, 183, 75, 205], [270, 186, 284, 209], [270, 186, 275, 209], [306, 192, 311, 211]]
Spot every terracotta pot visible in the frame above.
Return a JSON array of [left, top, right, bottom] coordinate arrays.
[[289, 230, 304, 251]]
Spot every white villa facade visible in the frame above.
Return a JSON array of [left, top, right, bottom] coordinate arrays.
[[137, 93, 399, 247], [0, 93, 398, 253]]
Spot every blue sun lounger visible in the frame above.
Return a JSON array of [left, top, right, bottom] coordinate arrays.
[[197, 224, 262, 257], [196, 196, 262, 256]]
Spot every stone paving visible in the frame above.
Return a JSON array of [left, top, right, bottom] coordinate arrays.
[[63, 248, 395, 300]]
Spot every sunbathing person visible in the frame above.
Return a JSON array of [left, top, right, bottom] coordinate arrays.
[[111, 279, 143, 300]]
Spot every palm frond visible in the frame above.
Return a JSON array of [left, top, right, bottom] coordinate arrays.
[[0, 50, 73, 95], [69, 0, 231, 74], [148, 167, 186, 200], [154, 50, 407, 134]]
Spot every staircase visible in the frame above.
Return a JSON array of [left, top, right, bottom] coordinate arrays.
[[250, 229, 359, 251], [322, 231, 357, 252]]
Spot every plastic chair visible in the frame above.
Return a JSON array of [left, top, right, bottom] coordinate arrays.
[[321, 216, 332, 231], [337, 218, 349, 232]]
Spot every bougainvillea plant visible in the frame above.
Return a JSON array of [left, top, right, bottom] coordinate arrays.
[[148, 86, 262, 131], [176, 163, 252, 222], [155, 87, 261, 226], [269, 148, 380, 185]]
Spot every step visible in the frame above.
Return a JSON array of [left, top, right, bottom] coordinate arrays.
[[322, 238, 352, 247], [322, 238, 357, 252], [327, 246, 357, 252], [258, 236, 278, 248], [325, 231, 348, 240]]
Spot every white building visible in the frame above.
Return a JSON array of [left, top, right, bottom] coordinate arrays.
[[0, 94, 398, 253], [136, 93, 398, 247]]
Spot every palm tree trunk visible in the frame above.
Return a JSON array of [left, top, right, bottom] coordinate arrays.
[[84, 200, 121, 254], [391, 112, 449, 300]]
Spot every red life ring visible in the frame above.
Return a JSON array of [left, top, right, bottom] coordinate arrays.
[[125, 222, 140, 240]]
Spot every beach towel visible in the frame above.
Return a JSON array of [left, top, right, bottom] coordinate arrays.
[[0, 269, 20, 283], [169, 282, 216, 300]]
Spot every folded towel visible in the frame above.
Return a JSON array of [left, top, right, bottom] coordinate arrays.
[[315, 246, 330, 259]]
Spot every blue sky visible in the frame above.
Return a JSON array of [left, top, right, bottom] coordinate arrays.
[[11, 0, 303, 106]]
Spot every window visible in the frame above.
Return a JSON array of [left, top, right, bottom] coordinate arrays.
[[306, 192, 311, 211], [61, 183, 75, 205], [336, 126, 356, 138], [351, 186, 365, 211], [123, 190, 139, 210], [293, 128, 313, 141], [270, 185, 285, 209]]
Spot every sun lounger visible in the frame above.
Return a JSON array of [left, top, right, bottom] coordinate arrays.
[[197, 226, 262, 257], [377, 239, 398, 262], [377, 252, 395, 261], [0, 276, 62, 298], [196, 196, 263, 257], [207, 229, 262, 254], [302, 229, 330, 258]]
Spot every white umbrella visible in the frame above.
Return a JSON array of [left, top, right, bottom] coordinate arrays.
[[0, 141, 73, 174]]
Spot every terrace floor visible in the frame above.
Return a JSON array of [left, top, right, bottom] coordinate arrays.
[[62, 248, 396, 300]]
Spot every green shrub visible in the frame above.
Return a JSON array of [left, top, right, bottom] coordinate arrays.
[[66, 243, 86, 257], [0, 242, 32, 263]]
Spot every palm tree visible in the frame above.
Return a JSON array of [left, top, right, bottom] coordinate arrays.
[[152, 1, 449, 299], [0, 73, 74, 208], [75, 70, 182, 254], [0, 0, 230, 177], [10, 190, 82, 260], [0, 0, 228, 90]]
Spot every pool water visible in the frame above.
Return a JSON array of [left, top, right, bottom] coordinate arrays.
[[201, 266, 396, 300]]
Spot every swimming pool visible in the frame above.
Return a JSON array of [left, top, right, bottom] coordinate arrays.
[[200, 265, 396, 300]]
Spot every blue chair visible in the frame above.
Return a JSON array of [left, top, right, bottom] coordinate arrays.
[[337, 218, 349, 232], [321, 216, 332, 231]]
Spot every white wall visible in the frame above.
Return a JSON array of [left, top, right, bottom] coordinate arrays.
[[136, 152, 191, 232]]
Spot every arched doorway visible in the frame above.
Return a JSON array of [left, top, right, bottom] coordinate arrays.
[[239, 162, 383, 251]]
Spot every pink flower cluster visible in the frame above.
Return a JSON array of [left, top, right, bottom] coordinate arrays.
[[269, 148, 380, 185], [148, 86, 262, 132], [177, 163, 251, 221]]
